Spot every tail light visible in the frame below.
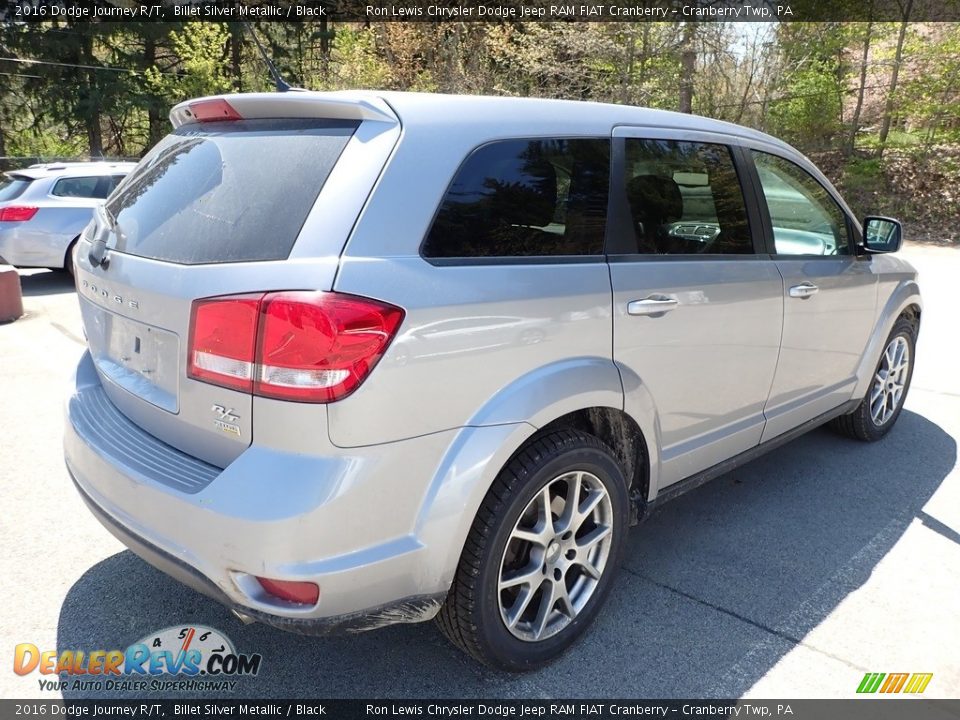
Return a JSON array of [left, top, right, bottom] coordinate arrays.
[[187, 291, 404, 403], [0, 206, 38, 222]]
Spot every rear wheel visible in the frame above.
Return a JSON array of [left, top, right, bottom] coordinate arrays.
[[436, 429, 629, 671], [830, 315, 917, 441], [62, 237, 79, 276]]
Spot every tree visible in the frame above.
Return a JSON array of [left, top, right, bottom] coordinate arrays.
[[877, 0, 914, 155], [678, 22, 696, 113], [847, 19, 875, 154]]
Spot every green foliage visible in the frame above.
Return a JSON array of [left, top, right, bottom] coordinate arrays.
[[843, 156, 886, 194], [145, 24, 232, 103], [6, 120, 88, 160], [325, 28, 392, 90], [768, 63, 844, 147]]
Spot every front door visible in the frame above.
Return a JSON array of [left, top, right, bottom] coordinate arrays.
[[747, 150, 878, 441]]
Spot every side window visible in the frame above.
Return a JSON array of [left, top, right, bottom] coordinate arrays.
[[623, 139, 752, 255], [752, 151, 850, 256], [51, 176, 101, 198], [422, 138, 609, 259]]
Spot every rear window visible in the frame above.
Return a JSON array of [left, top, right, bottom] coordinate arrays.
[[0, 176, 31, 202], [106, 119, 358, 264]]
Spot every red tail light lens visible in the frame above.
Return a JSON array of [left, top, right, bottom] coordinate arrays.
[[0, 206, 38, 222], [187, 291, 404, 403], [256, 292, 404, 402], [187, 295, 263, 393]]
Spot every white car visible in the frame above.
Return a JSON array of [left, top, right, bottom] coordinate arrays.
[[0, 161, 135, 274]]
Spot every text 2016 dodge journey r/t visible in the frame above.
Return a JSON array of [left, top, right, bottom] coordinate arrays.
[[65, 91, 921, 670]]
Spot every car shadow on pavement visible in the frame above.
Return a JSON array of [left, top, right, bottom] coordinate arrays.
[[57, 410, 955, 699], [18, 270, 74, 297]]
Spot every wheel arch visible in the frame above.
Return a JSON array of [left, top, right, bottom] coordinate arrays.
[[417, 409, 654, 599], [852, 281, 922, 401]]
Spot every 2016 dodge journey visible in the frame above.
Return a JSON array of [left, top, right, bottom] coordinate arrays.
[[64, 91, 921, 671]]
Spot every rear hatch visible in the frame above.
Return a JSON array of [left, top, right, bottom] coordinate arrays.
[[75, 93, 400, 468]]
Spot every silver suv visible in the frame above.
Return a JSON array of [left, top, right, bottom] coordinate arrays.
[[0, 161, 134, 273], [64, 92, 921, 671]]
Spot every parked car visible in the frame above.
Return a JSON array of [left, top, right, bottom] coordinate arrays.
[[0, 161, 135, 273], [64, 92, 921, 671]]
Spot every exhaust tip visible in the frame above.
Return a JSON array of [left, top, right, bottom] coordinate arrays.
[[231, 608, 256, 626]]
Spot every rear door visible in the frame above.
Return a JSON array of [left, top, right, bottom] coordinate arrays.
[[608, 128, 783, 487], [75, 102, 399, 468], [745, 150, 878, 440]]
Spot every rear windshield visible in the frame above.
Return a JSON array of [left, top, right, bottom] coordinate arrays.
[[0, 176, 31, 202], [106, 119, 358, 264]]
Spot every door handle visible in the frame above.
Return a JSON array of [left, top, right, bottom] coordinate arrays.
[[788, 282, 819, 299], [627, 295, 679, 316]]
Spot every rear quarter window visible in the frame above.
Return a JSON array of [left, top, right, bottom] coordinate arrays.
[[106, 119, 358, 265], [0, 176, 31, 202], [422, 138, 610, 260]]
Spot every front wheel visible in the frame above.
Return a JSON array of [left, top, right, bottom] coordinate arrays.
[[831, 315, 917, 441], [436, 429, 629, 671]]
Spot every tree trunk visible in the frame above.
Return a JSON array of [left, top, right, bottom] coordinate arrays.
[[847, 20, 873, 154], [621, 26, 636, 104], [144, 36, 165, 149], [0, 127, 7, 171], [878, 0, 913, 155], [679, 22, 696, 113], [229, 23, 243, 93], [86, 112, 103, 158], [82, 32, 102, 158]]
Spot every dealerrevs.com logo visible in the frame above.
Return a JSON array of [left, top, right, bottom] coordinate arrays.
[[13, 625, 262, 693]]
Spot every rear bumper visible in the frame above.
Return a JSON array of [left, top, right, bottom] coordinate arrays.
[[64, 351, 464, 631], [70, 473, 444, 634]]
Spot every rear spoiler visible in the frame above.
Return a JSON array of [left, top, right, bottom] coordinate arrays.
[[169, 92, 399, 128]]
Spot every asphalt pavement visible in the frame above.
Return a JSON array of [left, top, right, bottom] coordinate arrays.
[[1, 243, 958, 700]]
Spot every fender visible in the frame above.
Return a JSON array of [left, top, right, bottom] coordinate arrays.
[[413, 357, 661, 589], [851, 278, 922, 401]]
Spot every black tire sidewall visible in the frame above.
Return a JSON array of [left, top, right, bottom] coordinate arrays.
[[473, 443, 629, 671]]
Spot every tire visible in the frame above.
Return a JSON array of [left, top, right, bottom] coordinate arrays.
[[62, 238, 79, 276], [830, 315, 917, 442], [436, 429, 629, 671]]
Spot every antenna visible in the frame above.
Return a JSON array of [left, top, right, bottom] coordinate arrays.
[[243, 22, 292, 93]]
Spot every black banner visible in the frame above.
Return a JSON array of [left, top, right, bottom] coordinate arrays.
[[2, 700, 960, 720], [3, 0, 960, 23]]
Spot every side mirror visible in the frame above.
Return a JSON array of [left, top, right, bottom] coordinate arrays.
[[862, 216, 902, 254]]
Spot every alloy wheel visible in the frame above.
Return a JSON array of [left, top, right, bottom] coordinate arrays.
[[497, 470, 614, 642], [870, 335, 910, 426]]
